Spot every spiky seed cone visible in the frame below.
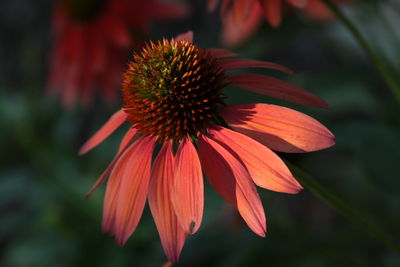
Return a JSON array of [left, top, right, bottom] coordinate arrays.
[[122, 39, 227, 142]]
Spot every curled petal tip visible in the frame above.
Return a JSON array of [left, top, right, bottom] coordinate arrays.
[[258, 231, 266, 238], [292, 186, 304, 194], [116, 237, 127, 247]]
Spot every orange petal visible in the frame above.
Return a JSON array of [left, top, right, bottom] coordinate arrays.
[[148, 143, 187, 263], [85, 128, 138, 198], [218, 58, 293, 73], [175, 31, 193, 43], [259, 0, 282, 27], [229, 73, 328, 108], [221, 104, 335, 153], [171, 137, 204, 234], [111, 136, 156, 245], [209, 126, 302, 193], [198, 134, 266, 236], [79, 109, 127, 155]]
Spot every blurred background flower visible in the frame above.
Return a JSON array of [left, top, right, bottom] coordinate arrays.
[[210, 0, 350, 47], [46, 0, 190, 108], [1, 0, 400, 266]]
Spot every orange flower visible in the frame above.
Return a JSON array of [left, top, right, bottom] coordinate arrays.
[[47, 0, 189, 108], [209, 0, 348, 46], [80, 32, 335, 263]]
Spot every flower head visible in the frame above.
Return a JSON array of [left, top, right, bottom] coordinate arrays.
[[122, 39, 226, 141], [209, 0, 348, 47], [80, 32, 335, 263], [47, 0, 189, 108]]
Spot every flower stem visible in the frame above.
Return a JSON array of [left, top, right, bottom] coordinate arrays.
[[321, 0, 400, 102], [288, 163, 400, 254]]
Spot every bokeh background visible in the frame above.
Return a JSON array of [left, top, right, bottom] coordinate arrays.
[[1, 0, 400, 266]]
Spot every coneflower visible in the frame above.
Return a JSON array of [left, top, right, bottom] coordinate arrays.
[[80, 32, 335, 263]]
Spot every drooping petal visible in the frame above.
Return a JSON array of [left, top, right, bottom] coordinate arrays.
[[79, 109, 127, 155], [218, 58, 293, 73], [102, 140, 137, 235], [148, 143, 186, 263], [112, 136, 156, 245], [259, 0, 282, 27], [175, 31, 193, 43], [198, 134, 266, 236], [229, 73, 328, 108], [209, 125, 302, 193], [207, 48, 237, 58], [171, 137, 204, 234], [85, 128, 138, 198], [221, 104, 335, 153]]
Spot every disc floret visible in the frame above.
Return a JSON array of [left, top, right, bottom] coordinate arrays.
[[122, 39, 227, 142]]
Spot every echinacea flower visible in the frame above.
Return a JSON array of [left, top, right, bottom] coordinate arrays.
[[47, 0, 189, 108], [209, 0, 348, 47], [79, 31, 335, 263]]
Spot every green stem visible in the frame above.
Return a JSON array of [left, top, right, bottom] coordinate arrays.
[[321, 0, 400, 102], [288, 163, 400, 254]]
